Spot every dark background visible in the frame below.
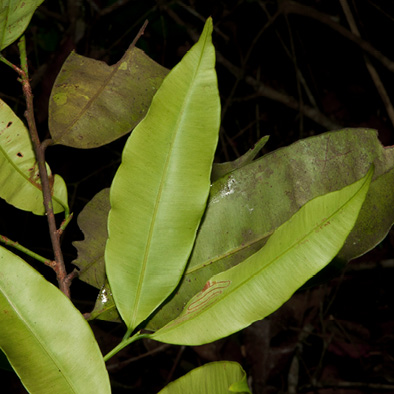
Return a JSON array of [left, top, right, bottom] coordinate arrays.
[[1, 1, 394, 393]]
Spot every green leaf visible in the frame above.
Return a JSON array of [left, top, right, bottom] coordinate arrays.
[[211, 135, 269, 181], [157, 361, 251, 394], [339, 165, 394, 260], [0, 246, 111, 393], [0, 0, 44, 51], [105, 18, 220, 331], [74, 129, 394, 326], [149, 167, 373, 345], [73, 188, 110, 288], [0, 99, 68, 215], [48, 46, 168, 148], [148, 128, 394, 329]]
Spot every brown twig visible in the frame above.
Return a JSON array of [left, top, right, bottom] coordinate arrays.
[[164, 6, 340, 131], [339, 0, 394, 129], [282, 1, 394, 74], [106, 343, 171, 371], [128, 19, 149, 49], [17, 37, 72, 298]]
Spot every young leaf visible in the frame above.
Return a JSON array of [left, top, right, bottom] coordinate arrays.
[[0, 0, 44, 51], [0, 99, 68, 215], [105, 18, 220, 331], [49, 47, 168, 148], [0, 246, 111, 393], [158, 361, 251, 394], [149, 167, 373, 345]]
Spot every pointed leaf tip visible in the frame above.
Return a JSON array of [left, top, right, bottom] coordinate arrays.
[[150, 167, 373, 345], [105, 18, 220, 330]]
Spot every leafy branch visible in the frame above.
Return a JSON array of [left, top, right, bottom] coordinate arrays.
[[0, 36, 74, 298]]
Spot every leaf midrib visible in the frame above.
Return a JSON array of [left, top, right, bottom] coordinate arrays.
[[158, 173, 369, 333], [129, 37, 209, 329], [58, 49, 137, 141], [0, 132, 64, 212], [0, 286, 77, 392]]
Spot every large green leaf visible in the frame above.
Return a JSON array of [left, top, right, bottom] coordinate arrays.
[[74, 136, 268, 289], [74, 129, 394, 325], [0, 99, 68, 215], [148, 128, 394, 329], [0, 0, 44, 51], [0, 246, 111, 393], [149, 167, 372, 345], [158, 361, 251, 394], [105, 18, 220, 331], [48, 46, 168, 148]]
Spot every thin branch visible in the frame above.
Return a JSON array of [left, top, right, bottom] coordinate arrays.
[[16, 36, 72, 298], [282, 0, 394, 74], [106, 343, 171, 371], [58, 212, 74, 236], [128, 19, 149, 50], [164, 6, 340, 131], [0, 54, 23, 73], [104, 332, 150, 362], [339, 0, 394, 129], [0, 235, 55, 268], [303, 380, 394, 391]]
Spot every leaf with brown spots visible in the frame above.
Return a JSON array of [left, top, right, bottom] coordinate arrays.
[[0, 0, 44, 50], [0, 99, 68, 215]]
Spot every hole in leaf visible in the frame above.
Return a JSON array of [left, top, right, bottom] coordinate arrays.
[[17, 152, 23, 157]]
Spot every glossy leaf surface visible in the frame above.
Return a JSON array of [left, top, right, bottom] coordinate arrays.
[[150, 168, 372, 345], [0, 0, 44, 50], [0, 246, 111, 393], [158, 361, 251, 394], [49, 46, 168, 148], [0, 99, 68, 215], [105, 18, 220, 330]]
